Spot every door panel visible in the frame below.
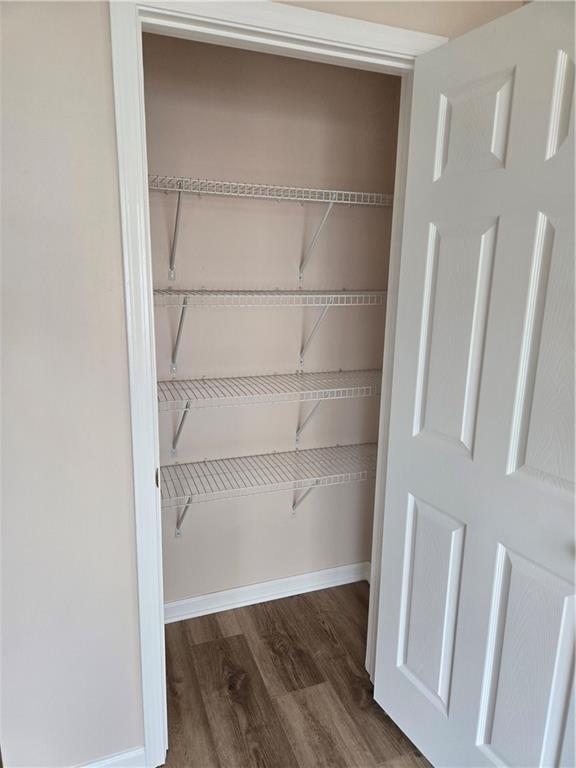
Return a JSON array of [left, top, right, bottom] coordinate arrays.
[[397, 495, 465, 715], [507, 211, 574, 491], [434, 68, 515, 180], [414, 218, 497, 455], [374, 3, 575, 766], [546, 49, 574, 162], [477, 547, 574, 768]]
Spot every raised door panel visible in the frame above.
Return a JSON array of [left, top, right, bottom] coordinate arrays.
[[414, 219, 497, 455], [507, 212, 575, 492], [434, 68, 515, 181], [477, 546, 575, 767], [545, 49, 574, 161], [397, 495, 465, 715]]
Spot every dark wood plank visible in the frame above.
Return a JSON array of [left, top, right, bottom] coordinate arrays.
[[216, 607, 243, 637], [282, 584, 422, 765], [349, 579, 370, 612], [317, 651, 421, 765], [191, 633, 299, 768], [182, 612, 225, 646], [304, 584, 368, 664], [276, 592, 349, 663], [165, 583, 428, 768], [233, 599, 324, 697], [164, 622, 221, 768], [176, 607, 242, 647], [378, 752, 432, 768], [276, 681, 378, 768]]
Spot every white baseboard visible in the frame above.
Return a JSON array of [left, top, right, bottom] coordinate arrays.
[[165, 561, 371, 624], [77, 747, 147, 768]]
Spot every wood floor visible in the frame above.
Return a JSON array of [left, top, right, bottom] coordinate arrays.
[[165, 581, 430, 768]]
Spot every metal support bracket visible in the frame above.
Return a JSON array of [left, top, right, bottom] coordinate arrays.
[[296, 401, 321, 444], [168, 191, 183, 281], [291, 482, 319, 514], [300, 301, 332, 367], [171, 402, 191, 456], [299, 201, 334, 283], [175, 495, 192, 537], [171, 297, 189, 376]]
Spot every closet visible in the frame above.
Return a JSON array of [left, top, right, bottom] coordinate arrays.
[[143, 34, 400, 608]]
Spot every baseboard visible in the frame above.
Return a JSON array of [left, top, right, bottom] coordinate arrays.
[[165, 561, 371, 624], [77, 747, 147, 768]]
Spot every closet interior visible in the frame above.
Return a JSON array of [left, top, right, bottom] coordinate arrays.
[[143, 33, 401, 610]]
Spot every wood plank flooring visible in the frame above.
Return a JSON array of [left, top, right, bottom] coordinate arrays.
[[165, 581, 431, 768]]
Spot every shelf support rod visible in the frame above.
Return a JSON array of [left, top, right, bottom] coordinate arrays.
[[300, 301, 332, 367], [168, 191, 183, 281], [299, 201, 334, 283], [296, 401, 321, 444], [171, 402, 191, 457], [175, 495, 192, 537], [292, 484, 317, 514], [171, 297, 189, 376]]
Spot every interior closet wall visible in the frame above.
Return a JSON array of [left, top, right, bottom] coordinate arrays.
[[143, 35, 400, 603]]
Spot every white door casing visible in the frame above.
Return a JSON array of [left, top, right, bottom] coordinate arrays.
[[109, 3, 447, 764], [374, 3, 575, 767]]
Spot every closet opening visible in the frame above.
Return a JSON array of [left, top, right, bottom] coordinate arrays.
[[141, 30, 417, 765]]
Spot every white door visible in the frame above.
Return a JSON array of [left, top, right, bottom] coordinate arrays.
[[374, 3, 574, 767]]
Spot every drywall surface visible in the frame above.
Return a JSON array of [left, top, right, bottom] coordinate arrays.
[[1, 3, 143, 766], [280, 1, 525, 38], [143, 35, 400, 602]]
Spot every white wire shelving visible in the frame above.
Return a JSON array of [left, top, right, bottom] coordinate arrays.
[[161, 370, 382, 457], [154, 288, 386, 308], [156, 289, 386, 375], [161, 443, 378, 535], [152, 177, 388, 535], [149, 175, 393, 280], [158, 369, 382, 411], [149, 175, 393, 207]]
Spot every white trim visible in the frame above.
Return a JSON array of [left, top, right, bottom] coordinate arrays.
[[138, 2, 446, 75], [109, 4, 167, 768], [165, 562, 371, 623], [77, 748, 147, 768], [109, 3, 445, 766], [365, 71, 414, 681]]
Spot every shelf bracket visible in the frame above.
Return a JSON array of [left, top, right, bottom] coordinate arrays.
[[299, 201, 334, 283], [171, 402, 191, 457], [168, 191, 183, 281], [300, 300, 332, 367], [296, 401, 321, 444], [291, 483, 318, 514], [175, 495, 192, 537], [171, 297, 189, 377]]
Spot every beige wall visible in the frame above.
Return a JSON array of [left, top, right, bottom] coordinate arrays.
[[280, 1, 525, 38], [143, 35, 400, 602], [1, 3, 143, 766]]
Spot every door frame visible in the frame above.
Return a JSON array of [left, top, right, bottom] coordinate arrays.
[[109, 3, 445, 765]]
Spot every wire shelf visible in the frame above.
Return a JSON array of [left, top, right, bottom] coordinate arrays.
[[158, 369, 382, 411], [149, 175, 393, 207], [161, 443, 377, 508], [154, 288, 386, 308]]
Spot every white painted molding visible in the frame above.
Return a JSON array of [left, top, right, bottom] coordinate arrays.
[[365, 72, 414, 681], [109, 3, 167, 767], [165, 562, 371, 623], [77, 747, 147, 768], [138, 1, 447, 74]]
